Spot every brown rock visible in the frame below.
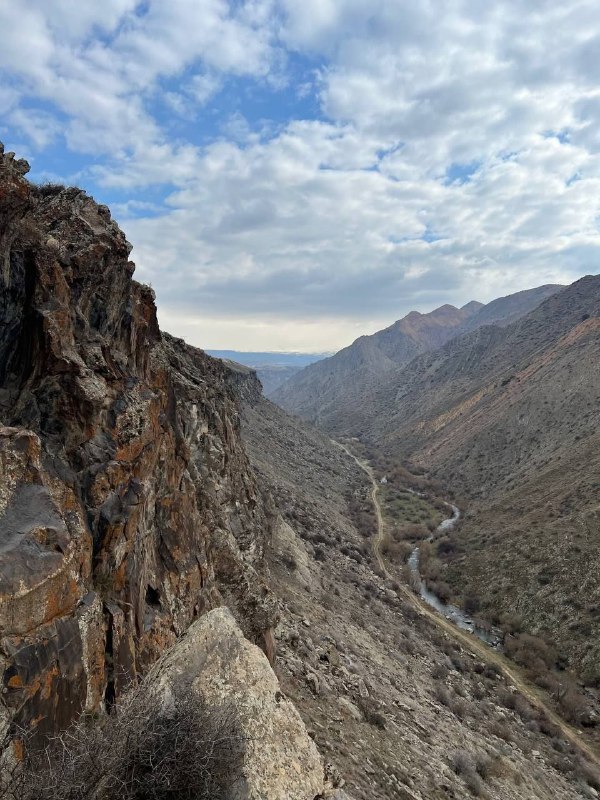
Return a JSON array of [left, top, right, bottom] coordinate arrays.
[[0, 143, 278, 740]]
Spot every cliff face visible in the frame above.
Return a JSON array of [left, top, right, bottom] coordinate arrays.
[[0, 144, 277, 743]]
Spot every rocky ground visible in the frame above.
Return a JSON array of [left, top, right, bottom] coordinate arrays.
[[242, 393, 600, 799]]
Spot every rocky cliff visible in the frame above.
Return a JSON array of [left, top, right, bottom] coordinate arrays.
[[0, 143, 277, 745]]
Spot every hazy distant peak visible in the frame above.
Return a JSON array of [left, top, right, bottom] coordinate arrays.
[[461, 300, 485, 314], [273, 281, 568, 426]]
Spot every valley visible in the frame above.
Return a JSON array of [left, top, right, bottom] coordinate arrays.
[[1, 140, 600, 799], [275, 275, 600, 707], [335, 437, 600, 772], [240, 389, 600, 797]]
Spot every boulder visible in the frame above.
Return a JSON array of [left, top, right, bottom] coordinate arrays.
[[146, 607, 326, 800]]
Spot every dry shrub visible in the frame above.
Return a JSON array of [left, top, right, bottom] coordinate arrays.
[[559, 687, 590, 725], [431, 662, 450, 680], [451, 751, 488, 797], [497, 687, 535, 721], [504, 633, 556, 672], [537, 713, 561, 738], [450, 698, 469, 720], [435, 683, 452, 707], [356, 696, 386, 730], [489, 720, 513, 743], [380, 534, 412, 563], [35, 182, 66, 197], [1, 686, 243, 800], [576, 758, 600, 792]]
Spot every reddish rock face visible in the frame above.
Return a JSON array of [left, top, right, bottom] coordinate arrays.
[[0, 143, 277, 743]]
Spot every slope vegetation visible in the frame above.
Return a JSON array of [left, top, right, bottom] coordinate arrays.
[[239, 381, 600, 799]]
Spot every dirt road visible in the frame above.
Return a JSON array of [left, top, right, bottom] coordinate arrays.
[[335, 439, 600, 767]]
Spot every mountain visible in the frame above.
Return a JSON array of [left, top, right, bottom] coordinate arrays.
[[273, 285, 562, 428], [1, 142, 598, 799], [206, 350, 328, 396], [456, 284, 567, 334], [342, 275, 600, 680]]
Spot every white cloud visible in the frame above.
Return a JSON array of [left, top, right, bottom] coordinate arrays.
[[188, 72, 223, 105], [0, 1, 278, 167], [9, 107, 61, 149], [2, 0, 600, 350]]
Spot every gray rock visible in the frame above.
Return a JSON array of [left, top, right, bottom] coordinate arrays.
[[307, 672, 321, 695], [146, 607, 326, 800], [337, 697, 362, 722]]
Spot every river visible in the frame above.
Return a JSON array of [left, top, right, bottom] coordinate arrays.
[[408, 503, 502, 648]]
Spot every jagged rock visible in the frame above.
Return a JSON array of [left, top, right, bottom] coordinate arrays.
[[146, 607, 326, 800], [0, 143, 278, 741]]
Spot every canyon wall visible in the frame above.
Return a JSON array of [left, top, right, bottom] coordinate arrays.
[[0, 144, 277, 743]]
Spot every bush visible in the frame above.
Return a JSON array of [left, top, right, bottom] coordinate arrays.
[[435, 683, 452, 706], [576, 758, 600, 792], [35, 182, 66, 197], [2, 686, 243, 800], [451, 751, 488, 797], [356, 696, 386, 729], [504, 633, 556, 671], [490, 721, 513, 742], [432, 662, 449, 680]]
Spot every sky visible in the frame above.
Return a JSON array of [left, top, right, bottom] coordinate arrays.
[[1, 1, 600, 352]]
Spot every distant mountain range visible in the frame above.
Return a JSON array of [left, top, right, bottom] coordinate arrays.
[[272, 284, 563, 428], [206, 350, 329, 395]]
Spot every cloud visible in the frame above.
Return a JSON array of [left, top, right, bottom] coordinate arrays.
[[0, 1, 278, 169], [2, 1, 600, 350]]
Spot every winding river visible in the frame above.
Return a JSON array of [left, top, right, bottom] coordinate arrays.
[[408, 503, 502, 648]]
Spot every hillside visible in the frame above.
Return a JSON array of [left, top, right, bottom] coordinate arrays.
[[351, 275, 600, 680], [273, 285, 562, 428], [237, 378, 600, 799]]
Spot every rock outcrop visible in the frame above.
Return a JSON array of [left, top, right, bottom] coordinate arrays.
[[146, 607, 328, 800], [0, 143, 277, 743]]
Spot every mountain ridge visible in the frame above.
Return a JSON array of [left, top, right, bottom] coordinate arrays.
[[316, 273, 600, 680], [273, 283, 564, 428]]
